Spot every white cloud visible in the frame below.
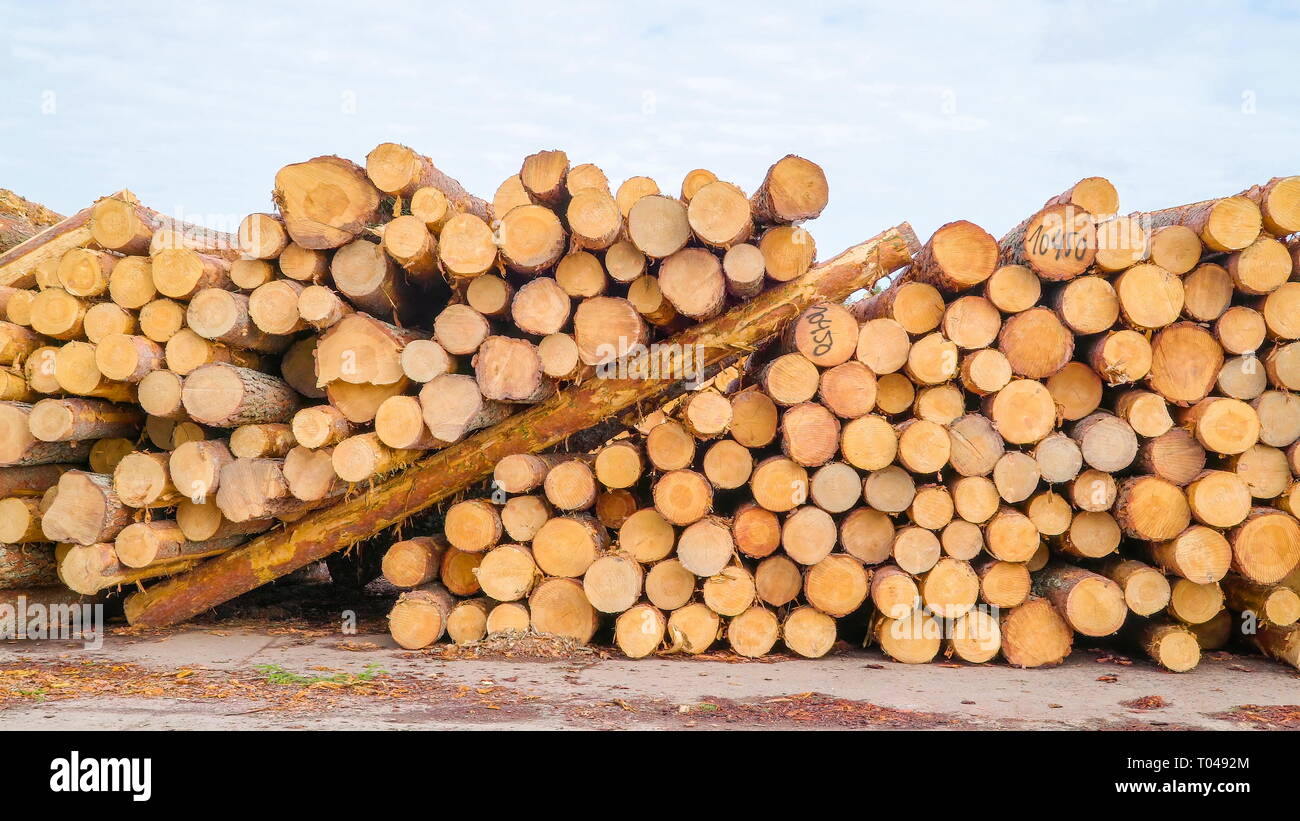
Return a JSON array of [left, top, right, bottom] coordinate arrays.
[[1, 0, 1297, 254]]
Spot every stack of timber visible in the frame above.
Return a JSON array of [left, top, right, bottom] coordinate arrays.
[[0, 150, 860, 610], [382, 175, 1300, 673]]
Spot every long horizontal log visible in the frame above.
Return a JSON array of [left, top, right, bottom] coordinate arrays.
[[123, 223, 918, 626], [0, 201, 98, 288]]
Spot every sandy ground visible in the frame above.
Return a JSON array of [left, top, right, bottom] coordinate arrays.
[[1, 626, 1296, 730]]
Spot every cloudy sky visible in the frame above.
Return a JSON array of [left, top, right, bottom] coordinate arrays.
[[2, 0, 1297, 254]]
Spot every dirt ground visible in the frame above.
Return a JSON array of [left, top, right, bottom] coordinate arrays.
[[2, 623, 1297, 730]]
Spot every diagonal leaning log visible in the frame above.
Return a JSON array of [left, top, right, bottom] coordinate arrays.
[[124, 222, 918, 626]]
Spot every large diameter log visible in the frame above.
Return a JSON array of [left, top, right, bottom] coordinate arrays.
[[122, 224, 919, 626], [274, 155, 383, 249]]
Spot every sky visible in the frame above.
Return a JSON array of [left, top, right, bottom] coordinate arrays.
[[2, 0, 1298, 256]]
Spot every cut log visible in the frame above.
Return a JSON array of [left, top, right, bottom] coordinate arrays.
[[138, 298, 187, 343], [235, 213, 289, 260], [999, 596, 1073, 667], [112, 450, 181, 508], [274, 155, 382, 249], [388, 583, 455, 649], [476, 544, 539, 602], [749, 155, 828, 223], [530, 577, 599, 643], [41, 471, 131, 545], [474, 336, 554, 403], [115, 520, 242, 568], [1138, 620, 1202, 672], [1151, 525, 1232, 584], [182, 364, 299, 427], [1229, 509, 1300, 585], [27, 398, 142, 442]]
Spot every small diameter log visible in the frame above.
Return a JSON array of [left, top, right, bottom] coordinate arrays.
[[0, 496, 45, 543], [113, 451, 182, 508], [165, 330, 263, 377], [627, 195, 690, 259], [1151, 525, 1232, 584], [605, 241, 647, 284], [446, 599, 491, 645], [1069, 411, 1137, 473], [787, 302, 858, 368], [282, 446, 342, 502], [235, 213, 289, 260], [169, 440, 233, 502], [1115, 476, 1191, 540], [27, 398, 143, 442], [375, 396, 440, 450], [543, 459, 598, 512], [567, 189, 623, 251], [973, 557, 1031, 608], [997, 307, 1074, 379], [666, 602, 722, 654], [437, 214, 498, 278], [1139, 620, 1202, 673], [115, 520, 242, 568], [498, 205, 566, 274], [380, 215, 438, 282], [676, 515, 736, 577], [388, 583, 455, 649], [331, 433, 418, 483], [138, 298, 187, 343], [614, 603, 668, 659], [364, 142, 488, 218], [291, 405, 354, 450], [476, 544, 540, 602], [999, 596, 1073, 668], [381, 537, 447, 589], [1167, 579, 1225, 625], [1100, 558, 1172, 617], [554, 253, 605, 300], [486, 601, 529, 634], [750, 155, 828, 224], [1147, 322, 1224, 405], [95, 334, 164, 383], [984, 379, 1056, 445], [60, 543, 198, 595], [181, 364, 300, 427], [510, 277, 570, 336], [41, 471, 131, 546], [228, 423, 295, 459], [330, 239, 412, 322], [1254, 624, 1300, 671], [161, 496, 270, 548], [296, 285, 352, 331], [572, 296, 651, 368], [873, 610, 940, 664], [151, 249, 232, 300]]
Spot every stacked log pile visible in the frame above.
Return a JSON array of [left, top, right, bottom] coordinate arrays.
[[383, 175, 1300, 672], [0, 150, 843, 608]]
